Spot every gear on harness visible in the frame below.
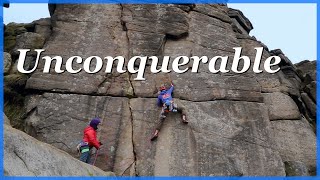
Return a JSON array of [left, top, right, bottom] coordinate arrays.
[[77, 141, 90, 164], [163, 100, 177, 113], [77, 141, 89, 153]]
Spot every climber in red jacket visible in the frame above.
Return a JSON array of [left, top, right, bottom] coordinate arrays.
[[79, 118, 102, 164]]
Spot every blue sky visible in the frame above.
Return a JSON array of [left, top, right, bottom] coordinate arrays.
[[228, 3, 317, 63], [3, 3, 317, 63]]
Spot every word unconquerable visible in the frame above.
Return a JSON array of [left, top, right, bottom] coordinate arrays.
[[17, 47, 281, 80]]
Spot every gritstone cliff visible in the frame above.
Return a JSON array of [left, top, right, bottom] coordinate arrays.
[[3, 4, 316, 176]]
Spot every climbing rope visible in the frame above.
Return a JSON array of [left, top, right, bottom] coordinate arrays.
[[92, 149, 100, 166]]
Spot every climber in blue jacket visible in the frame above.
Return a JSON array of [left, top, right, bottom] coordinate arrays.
[[157, 84, 174, 107], [151, 82, 188, 141]]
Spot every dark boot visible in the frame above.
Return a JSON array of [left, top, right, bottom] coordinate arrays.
[[150, 130, 159, 141], [181, 114, 188, 124]]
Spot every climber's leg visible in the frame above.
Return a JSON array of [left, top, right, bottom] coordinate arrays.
[[175, 103, 188, 124], [150, 129, 159, 141], [79, 147, 91, 163], [151, 108, 167, 141]]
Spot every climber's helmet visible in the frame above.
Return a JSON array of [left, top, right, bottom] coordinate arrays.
[[160, 85, 166, 91], [90, 118, 101, 130]]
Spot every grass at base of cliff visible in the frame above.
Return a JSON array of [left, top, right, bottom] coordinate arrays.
[[4, 86, 26, 130], [4, 73, 31, 129], [4, 102, 25, 129]]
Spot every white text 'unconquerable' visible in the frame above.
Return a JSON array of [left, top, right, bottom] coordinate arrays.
[[17, 47, 281, 80]]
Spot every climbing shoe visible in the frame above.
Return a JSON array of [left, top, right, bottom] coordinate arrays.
[[182, 115, 188, 124], [150, 130, 159, 141]]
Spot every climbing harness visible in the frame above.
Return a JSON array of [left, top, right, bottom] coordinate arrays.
[[163, 100, 178, 113], [77, 141, 89, 154]]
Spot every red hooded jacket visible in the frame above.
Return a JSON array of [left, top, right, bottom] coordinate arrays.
[[83, 126, 100, 149]]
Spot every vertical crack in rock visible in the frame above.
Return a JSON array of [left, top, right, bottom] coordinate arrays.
[[120, 4, 128, 33], [120, 4, 136, 98], [113, 98, 136, 176], [128, 100, 138, 176], [119, 3, 130, 58], [96, 75, 110, 94], [128, 75, 136, 98]]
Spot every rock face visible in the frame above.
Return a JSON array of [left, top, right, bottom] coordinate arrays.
[[228, 8, 253, 34], [23, 93, 134, 175], [4, 113, 11, 126], [295, 60, 317, 126], [4, 124, 115, 176], [4, 52, 11, 74], [4, 4, 316, 176], [284, 161, 311, 176], [12, 32, 45, 57], [3, 19, 50, 129], [271, 119, 316, 174]]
